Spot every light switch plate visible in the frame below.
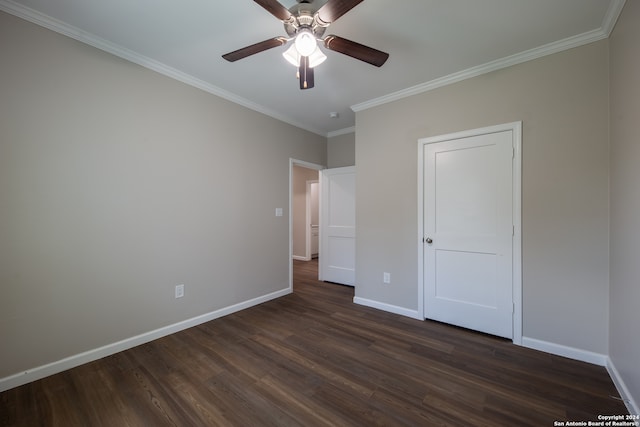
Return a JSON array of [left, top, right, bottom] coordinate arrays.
[[175, 284, 184, 298]]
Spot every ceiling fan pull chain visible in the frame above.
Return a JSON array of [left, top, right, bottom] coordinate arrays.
[[301, 56, 308, 89]]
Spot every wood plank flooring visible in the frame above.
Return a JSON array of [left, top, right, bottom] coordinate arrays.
[[1, 259, 628, 426]]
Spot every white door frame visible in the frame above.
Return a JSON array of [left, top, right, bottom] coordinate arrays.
[[289, 159, 324, 291], [417, 122, 522, 345]]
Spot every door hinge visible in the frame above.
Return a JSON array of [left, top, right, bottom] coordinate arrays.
[[513, 225, 515, 236], [512, 146, 515, 159]]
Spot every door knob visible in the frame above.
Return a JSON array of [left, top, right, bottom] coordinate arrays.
[[425, 237, 433, 244]]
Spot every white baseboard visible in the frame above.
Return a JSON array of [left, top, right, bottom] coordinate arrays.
[[607, 358, 640, 416], [0, 287, 292, 393], [292, 255, 310, 261], [521, 337, 608, 366], [353, 297, 422, 320]]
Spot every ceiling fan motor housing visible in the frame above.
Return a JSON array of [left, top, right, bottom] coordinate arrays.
[[284, 5, 327, 39]]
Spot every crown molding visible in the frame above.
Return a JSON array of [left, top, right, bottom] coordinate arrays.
[[327, 126, 355, 138], [352, 29, 607, 112], [0, 0, 326, 137], [2, 0, 626, 134], [352, 0, 626, 113], [602, 0, 627, 36]]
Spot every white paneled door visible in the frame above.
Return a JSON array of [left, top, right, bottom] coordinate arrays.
[[421, 127, 517, 339], [320, 166, 356, 286]]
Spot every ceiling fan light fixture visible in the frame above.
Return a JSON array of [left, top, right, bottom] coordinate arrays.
[[294, 29, 317, 57], [282, 44, 300, 66], [284, 44, 325, 68], [308, 46, 327, 68]]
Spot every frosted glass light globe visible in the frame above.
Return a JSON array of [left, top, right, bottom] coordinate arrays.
[[295, 30, 316, 57], [282, 44, 300, 66], [308, 47, 326, 68]]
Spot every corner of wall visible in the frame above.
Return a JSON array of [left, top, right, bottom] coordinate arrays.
[[607, 358, 640, 415]]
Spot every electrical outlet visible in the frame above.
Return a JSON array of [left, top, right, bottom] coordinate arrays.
[[175, 284, 184, 299], [383, 272, 391, 284]]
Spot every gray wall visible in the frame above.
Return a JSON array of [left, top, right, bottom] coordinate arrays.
[[609, 1, 640, 412], [0, 11, 326, 379], [355, 41, 610, 354], [327, 132, 356, 168]]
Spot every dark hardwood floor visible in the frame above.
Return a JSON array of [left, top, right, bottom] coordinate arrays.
[[1, 259, 627, 426]]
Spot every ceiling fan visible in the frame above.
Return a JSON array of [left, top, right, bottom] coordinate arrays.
[[222, 0, 389, 90]]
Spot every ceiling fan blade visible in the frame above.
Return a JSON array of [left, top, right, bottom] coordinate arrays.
[[222, 37, 287, 62], [316, 0, 364, 24], [299, 56, 315, 90], [324, 35, 389, 67], [253, 0, 292, 22]]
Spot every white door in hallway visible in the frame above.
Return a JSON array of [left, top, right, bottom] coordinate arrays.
[[421, 128, 515, 339], [319, 166, 355, 286]]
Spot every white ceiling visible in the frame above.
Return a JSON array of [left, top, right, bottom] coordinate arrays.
[[0, 0, 625, 136]]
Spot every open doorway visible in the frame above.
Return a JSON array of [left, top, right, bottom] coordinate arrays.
[[306, 180, 320, 260], [292, 164, 319, 261], [289, 159, 323, 290]]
